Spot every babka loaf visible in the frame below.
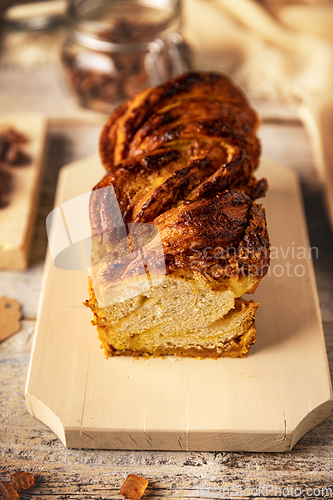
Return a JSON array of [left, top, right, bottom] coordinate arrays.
[[86, 72, 270, 358]]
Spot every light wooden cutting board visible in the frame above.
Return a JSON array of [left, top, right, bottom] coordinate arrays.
[[25, 154, 332, 452], [0, 114, 48, 270]]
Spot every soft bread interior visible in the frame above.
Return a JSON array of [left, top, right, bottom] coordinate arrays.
[[89, 275, 235, 334], [86, 276, 259, 358]]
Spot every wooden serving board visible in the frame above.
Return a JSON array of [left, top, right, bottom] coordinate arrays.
[[0, 114, 48, 270], [25, 154, 332, 452]]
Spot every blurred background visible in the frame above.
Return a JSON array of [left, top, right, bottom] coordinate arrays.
[[1, 0, 333, 117], [1, 0, 333, 113], [1, 0, 332, 201]]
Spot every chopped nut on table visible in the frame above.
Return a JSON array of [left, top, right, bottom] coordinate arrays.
[[0, 471, 35, 500], [11, 471, 34, 491], [0, 481, 19, 500], [0, 127, 31, 166], [120, 474, 149, 500]]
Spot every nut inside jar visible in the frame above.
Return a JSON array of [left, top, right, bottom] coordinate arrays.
[[61, 0, 191, 113]]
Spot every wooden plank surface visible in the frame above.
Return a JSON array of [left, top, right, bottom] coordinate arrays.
[[25, 153, 332, 453], [1, 119, 333, 499], [0, 114, 47, 270]]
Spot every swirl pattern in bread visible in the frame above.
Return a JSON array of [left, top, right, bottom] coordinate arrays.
[[86, 72, 270, 358]]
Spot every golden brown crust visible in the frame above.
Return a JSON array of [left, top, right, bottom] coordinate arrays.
[[99, 100, 129, 172], [91, 71, 270, 289], [99, 72, 260, 171], [94, 72, 267, 254], [92, 135, 266, 227], [150, 191, 270, 282], [127, 98, 258, 158], [90, 189, 270, 289]]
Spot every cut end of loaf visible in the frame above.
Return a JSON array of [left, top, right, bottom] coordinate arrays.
[[86, 275, 259, 359]]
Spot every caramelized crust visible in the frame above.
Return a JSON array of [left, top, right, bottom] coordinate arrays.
[[90, 189, 269, 291], [99, 72, 260, 171], [151, 191, 270, 283], [91, 71, 270, 288], [95, 72, 267, 250], [92, 142, 267, 223], [128, 98, 258, 156]]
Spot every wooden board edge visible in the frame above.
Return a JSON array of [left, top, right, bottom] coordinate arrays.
[[25, 383, 97, 451], [59, 151, 100, 174], [263, 157, 333, 446], [288, 399, 333, 451], [23, 117, 49, 268], [25, 390, 67, 447], [54, 428, 290, 452], [0, 115, 49, 270]]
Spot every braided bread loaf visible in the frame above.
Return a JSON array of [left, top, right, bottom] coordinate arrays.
[[86, 72, 270, 358]]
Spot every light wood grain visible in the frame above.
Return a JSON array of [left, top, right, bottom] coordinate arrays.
[[24, 154, 332, 453], [0, 114, 47, 270]]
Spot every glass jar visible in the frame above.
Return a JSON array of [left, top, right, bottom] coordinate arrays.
[[61, 0, 192, 113]]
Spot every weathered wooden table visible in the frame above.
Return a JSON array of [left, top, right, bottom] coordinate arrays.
[[0, 58, 332, 498]]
